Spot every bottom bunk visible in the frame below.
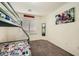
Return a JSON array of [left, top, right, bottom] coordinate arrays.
[[0, 39, 31, 56]]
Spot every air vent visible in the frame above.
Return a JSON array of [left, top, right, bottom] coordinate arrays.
[[24, 14, 35, 18]]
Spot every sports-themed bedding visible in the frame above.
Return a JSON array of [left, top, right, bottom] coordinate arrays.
[[0, 40, 31, 56]]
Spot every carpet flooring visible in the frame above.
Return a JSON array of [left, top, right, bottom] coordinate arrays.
[[30, 40, 73, 56]]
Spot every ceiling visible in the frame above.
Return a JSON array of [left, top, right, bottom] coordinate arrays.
[[10, 2, 66, 16]]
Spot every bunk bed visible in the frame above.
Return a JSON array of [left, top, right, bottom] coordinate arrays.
[[0, 2, 31, 56]]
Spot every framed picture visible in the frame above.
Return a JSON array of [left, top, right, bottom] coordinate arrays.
[[42, 23, 46, 36], [55, 7, 75, 25]]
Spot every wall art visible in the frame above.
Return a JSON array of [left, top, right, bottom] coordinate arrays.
[[55, 8, 75, 25]]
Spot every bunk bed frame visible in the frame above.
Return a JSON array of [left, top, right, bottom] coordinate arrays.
[[0, 2, 30, 43]]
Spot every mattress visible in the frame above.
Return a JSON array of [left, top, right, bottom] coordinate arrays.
[[0, 40, 31, 56]]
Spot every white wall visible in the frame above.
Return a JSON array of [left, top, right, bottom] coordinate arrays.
[[46, 2, 79, 55]]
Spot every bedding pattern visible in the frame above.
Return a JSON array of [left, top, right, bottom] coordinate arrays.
[[0, 40, 31, 56]]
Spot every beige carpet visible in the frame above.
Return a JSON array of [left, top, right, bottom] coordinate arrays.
[[30, 40, 73, 56]]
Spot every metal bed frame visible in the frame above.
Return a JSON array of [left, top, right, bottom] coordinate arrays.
[[0, 2, 30, 43]]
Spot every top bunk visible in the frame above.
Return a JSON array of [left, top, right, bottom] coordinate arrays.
[[0, 2, 22, 27]]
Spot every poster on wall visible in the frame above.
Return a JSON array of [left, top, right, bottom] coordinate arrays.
[[55, 7, 75, 25]]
